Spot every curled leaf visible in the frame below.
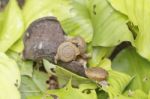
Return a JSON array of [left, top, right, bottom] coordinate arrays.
[[109, 0, 150, 61]]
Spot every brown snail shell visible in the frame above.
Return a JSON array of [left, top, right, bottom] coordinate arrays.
[[71, 36, 86, 54], [55, 42, 80, 62], [85, 67, 108, 82]]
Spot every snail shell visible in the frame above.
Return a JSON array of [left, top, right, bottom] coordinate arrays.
[[85, 67, 108, 82], [55, 42, 80, 62], [71, 36, 86, 54]]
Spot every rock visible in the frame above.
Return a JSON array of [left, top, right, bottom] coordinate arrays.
[[23, 17, 86, 76]]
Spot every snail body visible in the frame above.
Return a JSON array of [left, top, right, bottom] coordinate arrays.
[[70, 36, 87, 54], [54, 42, 80, 63], [85, 67, 108, 82]]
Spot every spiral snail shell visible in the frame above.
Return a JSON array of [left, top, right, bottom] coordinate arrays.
[[55, 42, 80, 63], [70, 36, 86, 54]]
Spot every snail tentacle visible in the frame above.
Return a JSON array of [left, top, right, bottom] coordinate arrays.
[[54, 54, 59, 64]]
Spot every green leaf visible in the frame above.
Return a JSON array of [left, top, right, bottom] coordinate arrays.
[[0, 0, 24, 52], [43, 59, 56, 75], [88, 46, 113, 67], [0, 52, 21, 87], [27, 96, 53, 99], [23, 0, 72, 28], [102, 70, 132, 99], [0, 12, 4, 32], [32, 70, 49, 92], [23, 0, 53, 28], [112, 47, 150, 93], [125, 90, 147, 99], [62, 0, 134, 44], [20, 76, 43, 99], [20, 70, 49, 99], [97, 90, 109, 99], [10, 39, 24, 53], [0, 76, 20, 99], [7, 50, 33, 77], [89, 0, 134, 47], [61, 0, 93, 42], [56, 66, 93, 86], [116, 90, 148, 99], [0, 52, 21, 99], [109, 0, 150, 61], [148, 91, 150, 99], [98, 58, 112, 71], [43, 59, 94, 86], [46, 80, 97, 99]]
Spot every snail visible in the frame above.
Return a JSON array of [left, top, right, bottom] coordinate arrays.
[[85, 67, 108, 82], [69, 36, 91, 59], [54, 36, 91, 68], [68, 36, 87, 54], [54, 42, 80, 63]]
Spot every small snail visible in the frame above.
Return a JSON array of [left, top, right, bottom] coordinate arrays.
[[54, 42, 80, 63], [69, 36, 87, 54], [55, 36, 90, 68], [85, 67, 108, 82]]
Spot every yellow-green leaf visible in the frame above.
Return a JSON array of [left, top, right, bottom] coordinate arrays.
[[112, 47, 150, 93], [0, 0, 24, 52], [109, 0, 150, 61]]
